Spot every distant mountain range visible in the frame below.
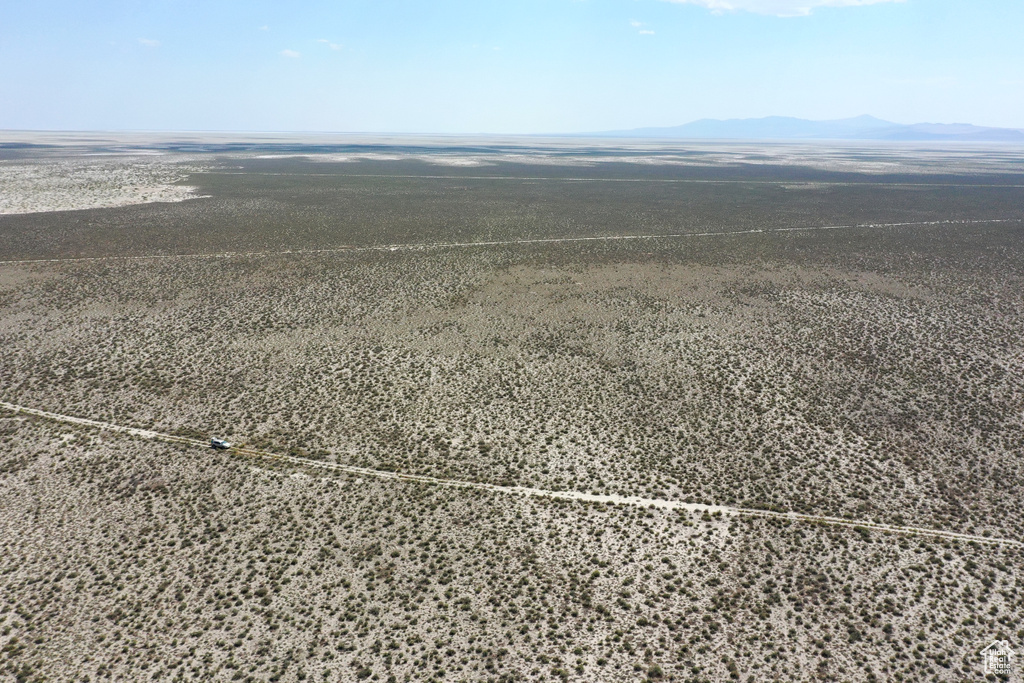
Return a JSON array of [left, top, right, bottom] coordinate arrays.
[[595, 115, 1024, 142]]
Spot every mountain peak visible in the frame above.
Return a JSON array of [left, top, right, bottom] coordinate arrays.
[[594, 116, 1024, 141]]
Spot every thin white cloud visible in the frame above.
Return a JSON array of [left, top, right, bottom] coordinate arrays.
[[259, 25, 269, 31], [317, 39, 342, 50], [662, 0, 903, 17], [630, 19, 655, 34], [280, 49, 301, 58], [138, 38, 160, 47]]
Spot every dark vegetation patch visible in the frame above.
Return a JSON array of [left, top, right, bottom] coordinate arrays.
[[1, 157, 1022, 261]]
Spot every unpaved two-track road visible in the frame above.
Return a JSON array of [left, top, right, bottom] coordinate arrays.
[[2, 400, 1019, 549], [0, 218, 1019, 266]]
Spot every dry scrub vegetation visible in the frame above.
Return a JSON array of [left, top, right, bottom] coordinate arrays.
[[1, 144, 1024, 682], [1, 226, 1023, 540], [1, 415, 1021, 683]]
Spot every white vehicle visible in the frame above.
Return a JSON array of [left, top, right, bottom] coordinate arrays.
[[210, 438, 232, 450]]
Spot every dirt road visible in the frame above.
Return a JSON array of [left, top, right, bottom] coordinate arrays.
[[0, 218, 1019, 266], [2, 400, 1019, 548]]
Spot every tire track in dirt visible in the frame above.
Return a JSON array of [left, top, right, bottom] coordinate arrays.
[[0, 218, 1020, 266]]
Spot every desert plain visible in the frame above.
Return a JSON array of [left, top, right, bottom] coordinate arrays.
[[1, 134, 1022, 682]]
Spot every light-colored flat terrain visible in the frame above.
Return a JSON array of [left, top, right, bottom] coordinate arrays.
[[0, 158, 206, 215]]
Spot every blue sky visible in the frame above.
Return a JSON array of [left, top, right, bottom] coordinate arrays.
[[1, 0, 1021, 133]]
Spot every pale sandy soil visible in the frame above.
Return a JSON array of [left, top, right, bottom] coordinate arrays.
[[0, 159, 208, 215]]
